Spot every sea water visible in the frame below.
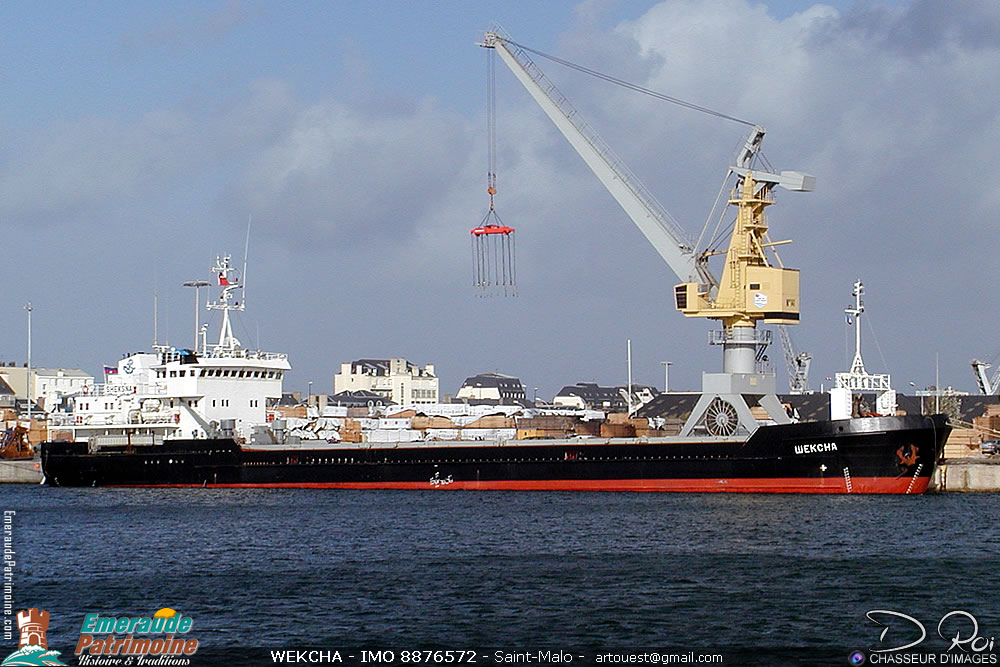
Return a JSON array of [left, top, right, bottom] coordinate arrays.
[[3, 487, 998, 665]]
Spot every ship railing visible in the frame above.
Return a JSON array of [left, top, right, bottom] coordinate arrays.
[[204, 348, 288, 361], [833, 371, 892, 392], [708, 328, 773, 346], [49, 412, 128, 427], [88, 434, 163, 451], [48, 413, 75, 427], [49, 410, 179, 428]]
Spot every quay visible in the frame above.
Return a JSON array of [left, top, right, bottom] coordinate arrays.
[[933, 458, 1000, 492], [0, 459, 41, 484]]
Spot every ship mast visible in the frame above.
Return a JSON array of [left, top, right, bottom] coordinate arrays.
[[831, 280, 895, 417], [844, 280, 868, 377], [206, 255, 244, 354]]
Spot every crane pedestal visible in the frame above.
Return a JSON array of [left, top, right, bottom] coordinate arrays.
[[680, 372, 791, 437], [680, 327, 791, 437]]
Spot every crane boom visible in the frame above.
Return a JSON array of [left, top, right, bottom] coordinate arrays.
[[971, 359, 1000, 395], [481, 32, 713, 287]]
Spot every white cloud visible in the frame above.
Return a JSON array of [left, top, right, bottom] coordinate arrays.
[[0, 110, 201, 224], [230, 94, 472, 249]]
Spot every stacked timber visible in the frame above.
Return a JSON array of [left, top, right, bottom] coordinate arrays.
[[340, 418, 362, 443], [972, 404, 1000, 437], [516, 415, 577, 440], [412, 416, 458, 430], [276, 405, 307, 419], [465, 414, 516, 429], [600, 423, 634, 438], [944, 427, 980, 459], [600, 414, 636, 438], [660, 418, 685, 436], [28, 420, 46, 446], [633, 418, 663, 438]]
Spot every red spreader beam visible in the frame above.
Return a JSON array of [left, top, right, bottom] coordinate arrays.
[[471, 224, 515, 236], [472, 211, 516, 297]]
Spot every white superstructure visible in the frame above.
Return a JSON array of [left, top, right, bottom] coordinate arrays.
[[49, 255, 289, 444]]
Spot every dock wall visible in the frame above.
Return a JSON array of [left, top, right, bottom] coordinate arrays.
[[0, 460, 42, 484], [933, 460, 1000, 492]]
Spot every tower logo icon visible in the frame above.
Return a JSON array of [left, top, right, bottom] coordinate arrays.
[[1, 608, 65, 666], [17, 609, 48, 650]]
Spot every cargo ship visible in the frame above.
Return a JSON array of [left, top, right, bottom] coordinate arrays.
[[41, 414, 947, 493], [38, 254, 949, 493]]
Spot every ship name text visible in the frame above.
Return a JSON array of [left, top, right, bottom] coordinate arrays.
[[793, 442, 838, 455]]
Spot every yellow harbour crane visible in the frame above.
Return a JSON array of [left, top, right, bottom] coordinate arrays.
[[481, 30, 815, 436]]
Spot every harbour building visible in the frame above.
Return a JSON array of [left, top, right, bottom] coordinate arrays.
[[553, 382, 659, 411], [0, 364, 94, 414], [333, 358, 439, 406], [455, 372, 528, 406]]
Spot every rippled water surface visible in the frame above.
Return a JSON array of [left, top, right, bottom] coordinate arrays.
[[5, 487, 999, 665]]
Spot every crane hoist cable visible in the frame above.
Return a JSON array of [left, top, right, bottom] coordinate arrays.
[[471, 46, 516, 297], [487, 42, 497, 208]]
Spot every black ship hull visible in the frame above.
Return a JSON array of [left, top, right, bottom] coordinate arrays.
[[40, 414, 949, 493]]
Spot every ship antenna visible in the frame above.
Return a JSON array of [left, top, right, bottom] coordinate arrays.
[[242, 214, 252, 307], [153, 291, 158, 346], [152, 261, 159, 346]]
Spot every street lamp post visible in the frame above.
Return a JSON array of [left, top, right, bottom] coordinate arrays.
[[183, 280, 211, 353], [935, 353, 940, 414], [660, 361, 672, 394], [24, 303, 32, 425]]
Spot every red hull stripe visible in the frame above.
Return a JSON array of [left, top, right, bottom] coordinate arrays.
[[112, 476, 930, 494]]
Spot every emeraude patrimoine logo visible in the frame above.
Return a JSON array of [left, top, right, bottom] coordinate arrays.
[[1, 608, 66, 666], [75, 608, 199, 661]]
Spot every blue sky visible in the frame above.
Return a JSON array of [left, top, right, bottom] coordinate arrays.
[[2, 0, 998, 400]]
